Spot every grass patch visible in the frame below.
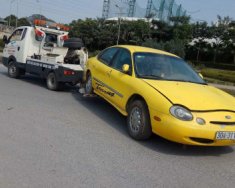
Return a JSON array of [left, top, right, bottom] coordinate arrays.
[[201, 68, 235, 84], [222, 89, 235, 96], [204, 77, 235, 86]]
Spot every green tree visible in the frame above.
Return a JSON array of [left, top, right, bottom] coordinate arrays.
[[17, 18, 30, 27], [150, 20, 172, 42], [211, 16, 233, 63], [4, 15, 30, 27], [4, 15, 17, 27], [170, 16, 192, 41], [118, 20, 150, 44], [229, 21, 235, 64]]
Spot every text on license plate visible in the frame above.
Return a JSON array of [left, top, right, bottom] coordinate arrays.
[[216, 132, 235, 140]]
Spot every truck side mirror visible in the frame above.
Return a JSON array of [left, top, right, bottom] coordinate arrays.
[[3, 35, 9, 44]]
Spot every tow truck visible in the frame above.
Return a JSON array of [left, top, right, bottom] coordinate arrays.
[[2, 20, 88, 90]]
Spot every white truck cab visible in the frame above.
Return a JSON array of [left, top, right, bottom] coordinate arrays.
[[2, 25, 88, 90]]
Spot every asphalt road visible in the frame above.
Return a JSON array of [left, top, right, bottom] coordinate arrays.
[[0, 64, 235, 188]]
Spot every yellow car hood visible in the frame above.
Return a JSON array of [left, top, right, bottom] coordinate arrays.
[[144, 80, 235, 111]]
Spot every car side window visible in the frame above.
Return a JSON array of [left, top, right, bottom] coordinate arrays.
[[21, 28, 28, 40], [9, 29, 24, 42], [111, 49, 132, 73], [98, 48, 119, 65]]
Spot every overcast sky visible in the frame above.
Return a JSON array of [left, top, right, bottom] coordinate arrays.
[[0, 0, 234, 24]]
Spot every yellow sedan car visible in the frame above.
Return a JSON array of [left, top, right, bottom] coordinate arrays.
[[84, 45, 235, 146]]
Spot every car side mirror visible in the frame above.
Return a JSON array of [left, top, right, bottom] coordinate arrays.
[[3, 35, 9, 44], [122, 64, 130, 74], [199, 73, 204, 79]]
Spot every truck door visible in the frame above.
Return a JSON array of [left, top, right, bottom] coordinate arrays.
[[5, 28, 27, 63]]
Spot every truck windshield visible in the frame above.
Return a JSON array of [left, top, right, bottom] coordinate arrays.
[[134, 52, 206, 84]]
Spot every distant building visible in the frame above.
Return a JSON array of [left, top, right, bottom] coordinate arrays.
[[0, 18, 7, 25], [106, 16, 154, 22]]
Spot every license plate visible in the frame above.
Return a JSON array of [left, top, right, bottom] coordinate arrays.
[[216, 132, 235, 140]]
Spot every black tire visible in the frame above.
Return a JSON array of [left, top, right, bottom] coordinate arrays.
[[8, 61, 20, 78], [84, 73, 93, 94], [127, 100, 152, 140], [63, 38, 84, 49], [46, 72, 63, 91]]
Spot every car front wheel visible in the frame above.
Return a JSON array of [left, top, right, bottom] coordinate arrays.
[[127, 100, 152, 140]]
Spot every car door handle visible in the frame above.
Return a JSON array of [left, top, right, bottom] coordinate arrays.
[[107, 70, 112, 77]]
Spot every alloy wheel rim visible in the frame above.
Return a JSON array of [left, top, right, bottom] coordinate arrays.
[[9, 65, 16, 75], [130, 107, 142, 133]]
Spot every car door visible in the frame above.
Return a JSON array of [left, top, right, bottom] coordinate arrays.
[[5, 28, 27, 63], [92, 47, 119, 99], [108, 48, 134, 111]]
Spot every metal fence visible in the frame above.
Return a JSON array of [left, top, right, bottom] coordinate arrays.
[[102, 0, 186, 22]]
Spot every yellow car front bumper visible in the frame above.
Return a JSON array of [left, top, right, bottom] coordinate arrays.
[[150, 109, 235, 146]]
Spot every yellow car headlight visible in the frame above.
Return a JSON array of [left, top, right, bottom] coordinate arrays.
[[170, 105, 193, 121]]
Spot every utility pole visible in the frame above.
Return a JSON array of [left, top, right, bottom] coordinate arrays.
[[9, 1, 12, 26], [16, 0, 18, 27], [9, 0, 15, 27], [36, 0, 42, 20], [102, 0, 110, 19], [11, 0, 19, 27], [115, 4, 122, 45]]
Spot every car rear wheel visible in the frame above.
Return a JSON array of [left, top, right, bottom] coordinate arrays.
[[85, 73, 93, 94], [8, 61, 20, 78], [127, 100, 152, 140], [46, 72, 63, 91]]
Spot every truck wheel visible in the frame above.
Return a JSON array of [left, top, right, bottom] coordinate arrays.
[[46, 72, 63, 91], [85, 73, 93, 94], [8, 62, 20, 78], [127, 100, 152, 140]]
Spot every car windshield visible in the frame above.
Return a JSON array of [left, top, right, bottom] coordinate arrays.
[[134, 52, 206, 84]]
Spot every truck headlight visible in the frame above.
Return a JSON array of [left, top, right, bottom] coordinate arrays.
[[170, 105, 193, 121]]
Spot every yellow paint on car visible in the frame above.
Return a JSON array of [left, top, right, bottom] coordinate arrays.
[[85, 45, 235, 146]]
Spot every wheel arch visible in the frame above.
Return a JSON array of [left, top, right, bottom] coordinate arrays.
[[8, 55, 17, 65], [126, 94, 149, 114], [86, 69, 91, 77]]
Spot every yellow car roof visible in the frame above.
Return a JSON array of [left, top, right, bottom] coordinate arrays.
[[115, 45, 179, 58]]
